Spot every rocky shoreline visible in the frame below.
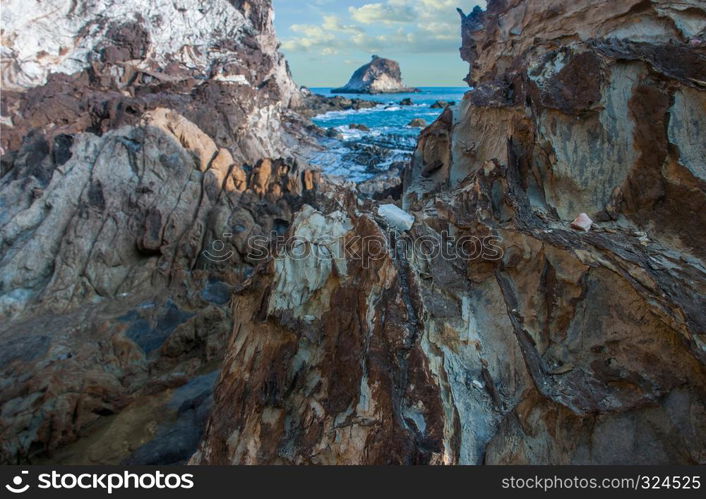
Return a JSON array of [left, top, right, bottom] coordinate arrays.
[[1, 0, 705, 465], [296, 89, 379, 118]]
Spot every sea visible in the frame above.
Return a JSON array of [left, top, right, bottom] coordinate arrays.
[[308, 87, 469, 183]]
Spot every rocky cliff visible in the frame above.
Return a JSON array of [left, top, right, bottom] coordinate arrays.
[[193, 0, 706, 465], [0, 0, 319, 464], [1, 0, 705, 466], [332, 55, 419, 94], [0, 0, 306, 162]]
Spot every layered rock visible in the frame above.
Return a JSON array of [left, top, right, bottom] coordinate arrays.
[[0, 0, 307, 162], [194, 0, 706, 464], [332, 55, 419, 94]]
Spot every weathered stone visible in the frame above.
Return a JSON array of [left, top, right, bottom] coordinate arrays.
[[2, 0, 706, 467], [333, 55, 420, 94]]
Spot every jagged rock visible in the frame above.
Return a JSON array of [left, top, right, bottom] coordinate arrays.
[[0, 0, 308, 163], [0, 0, 320, 465], [349, 124, 371, 132], [431, 100, 455, 109], [2, 0, 706, 467], [193, 0, 706, 465], [325, 128, 343, 139], [378, 204, 415, 232], [332, 55, 420, 94], [407, 119, 428, 128], [357, 165, 404, 200]]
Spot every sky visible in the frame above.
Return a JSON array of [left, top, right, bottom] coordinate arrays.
[[272, 0, 486, 88]]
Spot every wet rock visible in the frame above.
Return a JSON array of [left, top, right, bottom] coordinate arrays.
[[349, 123, 371, 132], [571, 213, 594, 232], [400, 98, 414, 106], [325, 128, 343, 139]]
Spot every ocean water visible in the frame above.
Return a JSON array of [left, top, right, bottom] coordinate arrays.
[[309, 87, 468, 182]]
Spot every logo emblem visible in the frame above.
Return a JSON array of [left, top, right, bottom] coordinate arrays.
[[5, 470, 30, 494]]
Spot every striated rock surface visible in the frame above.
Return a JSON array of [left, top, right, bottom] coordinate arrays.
[[193, 0, 706, 465], [332, 55, 420, 94]]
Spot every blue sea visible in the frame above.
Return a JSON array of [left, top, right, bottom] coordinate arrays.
[[309, 87, 469, 182]]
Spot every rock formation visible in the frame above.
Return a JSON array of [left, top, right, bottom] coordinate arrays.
[[296, 89, 378, 118], [194, 0, 706, 465], [0, 0, 320, 464], [407, 118, 428, 128], [0, 0, 307, 161], [2, 0, 706, 466], [332, 55, 420, 94]]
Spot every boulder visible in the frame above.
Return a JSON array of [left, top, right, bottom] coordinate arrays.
[[332, 55, 420, 94], [297, 94, 378, 118]]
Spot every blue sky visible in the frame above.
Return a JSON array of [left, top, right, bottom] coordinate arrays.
[[272, 0, 486, 88]]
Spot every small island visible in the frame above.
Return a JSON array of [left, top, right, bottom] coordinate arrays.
[[332, 55, 420, 94]]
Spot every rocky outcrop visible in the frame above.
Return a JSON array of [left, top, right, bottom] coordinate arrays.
[[0, 0, 321, 464], [332, 56, 419, 94], [0, 0, 307, 162], [296, 90, 378, 118], [193, 0, 706, 465]]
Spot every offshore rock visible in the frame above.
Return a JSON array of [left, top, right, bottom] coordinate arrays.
[[571, 213, 594, 232], [407, 119, 428, 128], [332, 55, 420, 94], [3, 0, 706, 466], [0, 0, 319, 465]]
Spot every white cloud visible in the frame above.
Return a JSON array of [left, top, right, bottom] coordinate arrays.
[[280, 0, 485, 56]]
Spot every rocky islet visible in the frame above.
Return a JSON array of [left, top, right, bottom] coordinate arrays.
[[1, 0, 705, 466]]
